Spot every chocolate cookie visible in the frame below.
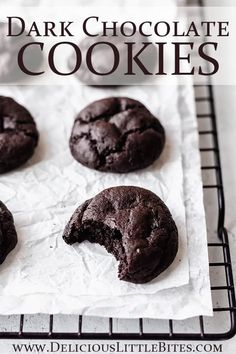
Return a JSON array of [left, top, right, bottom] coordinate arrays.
[[70, 97, 165, 173], [0, 22, 43, 82], [63, 186, 178, 284], [0, 96, 39, 173], [0, 201, 17, 264], [68, 29, 157, 86]]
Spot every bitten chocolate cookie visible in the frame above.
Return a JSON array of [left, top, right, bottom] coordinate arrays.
[[0, 201, 18, 264], [68, 28, 157, 86], [0, 22, 43, 82], [70, 97, 165, 173], [0, 96, 39, 173], [63, 186, 178, 284]]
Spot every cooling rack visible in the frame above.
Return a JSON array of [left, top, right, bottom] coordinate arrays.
[[0, 0, 236, 342]]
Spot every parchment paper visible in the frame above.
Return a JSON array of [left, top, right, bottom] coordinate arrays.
[[0, 0, 210, 318], [0, 0, 215, 327], [0, 0, 212, 318], [75, 82, 212, 319], [0, 82, 188, 303], [0, 78, 213, 318]]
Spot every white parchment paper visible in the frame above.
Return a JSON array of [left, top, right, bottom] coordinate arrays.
[[0, 81, 189, 306], [0, 0, 212, 322], [77, 82, 212, 319], [0, 78, 213, 318]]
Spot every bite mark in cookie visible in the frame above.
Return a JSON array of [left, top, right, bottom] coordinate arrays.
[[63, 186, 178, 284]]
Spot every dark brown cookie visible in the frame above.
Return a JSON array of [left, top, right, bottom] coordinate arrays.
[[70, 97, 165, 173], [0, 22, 43, 83], [68, 29, 157, 86], [0, 201, 18, 264], [0, 96, 39, 173], [63, 186, 178, 284]]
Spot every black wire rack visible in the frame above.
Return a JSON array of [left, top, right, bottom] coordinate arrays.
[[0, 0, 236, 343], [1, 82, 235, 342]]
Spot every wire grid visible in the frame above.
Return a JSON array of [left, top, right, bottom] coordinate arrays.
[[1, 83, 235, 341], [1, 0, 236, 343]]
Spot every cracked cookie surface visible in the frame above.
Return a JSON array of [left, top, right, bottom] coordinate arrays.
[[0, 96, 39, 173], [69, 97, 165, 173], [63, 186, 178, 284], [0, 201, 17, 264]]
